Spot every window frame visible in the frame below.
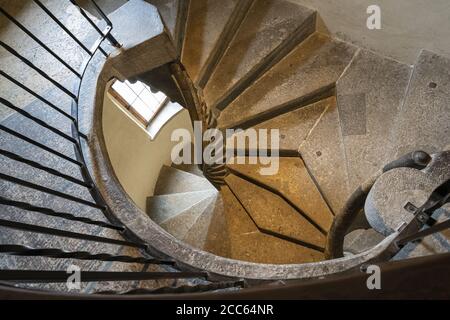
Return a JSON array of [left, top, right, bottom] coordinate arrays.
[[108, 79, 168, 128]]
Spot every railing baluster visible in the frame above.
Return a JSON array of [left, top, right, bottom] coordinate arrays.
[[0, 6, 82, 79], [0, 97, 78, 144], [0, 149, 89, 187], [0, 197, 123, 231], [0, 245, 174, 265], [0, 219, 147, 249], [0, 124, 82, 166], [88, 0, 121, 48], [68, 0, 110, 56], [0, 173, 103, 209], [0, 70, 76, 122], [0, 40, 77, 100], [32, 0, 92, 56]]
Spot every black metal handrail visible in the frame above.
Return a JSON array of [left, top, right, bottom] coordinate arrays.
[[0, 0, 209, 293]]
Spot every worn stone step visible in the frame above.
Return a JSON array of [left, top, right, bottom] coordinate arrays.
[[171, 143, 205, 177], [225, 174, 326, 249], [337, 49, 412, 191], [182, 193, 221, 251], [206, 186, 323, 264], [392, 50, 450, 156], [228, 97, 332, 152], [146, 190, 216, 223], [160, 195, 216, 239], [145, 0, 189, 54], [227, 156, 334, 232], [203, 0, 315, 110], [218, 33, 356, 129], [154, 165, 214, 195], [181, 0, 240, 83], [298, 96, 350, 215], [343, 229, 385, 255]]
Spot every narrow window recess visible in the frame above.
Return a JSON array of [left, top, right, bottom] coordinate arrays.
[[109, 79, 168, 127], [108, 79, 184, 140]]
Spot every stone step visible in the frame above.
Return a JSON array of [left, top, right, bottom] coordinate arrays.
[[171, 143, 205, 177], [154, 165, 214, 195], [160, 195, 216, 239], [343, 229, 385, 256], [218, 33, 356, 129], [181, 0, 240, 83], [298, 96, 351, 215], [225, 174, 326, 249], [203, 0, 315, 110], [171, 163, 205, 178], [145, 0, 189, 54], [228, 97, 332, 151], [227, 156, 334, 232], [204, 186, 324, 264], [336, 49, 412, 191], [392, 50, 450, 156], [182, 193, 221, 251], [146, 190, 216, 223]]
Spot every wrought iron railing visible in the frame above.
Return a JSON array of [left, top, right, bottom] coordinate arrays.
[[0, 0, 241, 294]]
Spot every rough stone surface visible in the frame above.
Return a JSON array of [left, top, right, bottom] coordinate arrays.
[[182, 193, 222, 251], [218, 33, 356, 128], [365, 165, 450, 260], [393, 50, 450, 156], [145, 0, 180, 39], [182, 0, 238, 82], [160, 195, 216, 239], [228, 156, 334, 232], [337, 50, 413, 190], [343, 229, 385, 255], [108, 0, 177, 80], [366, 154, 450, 235], [298, 97, 350, 215], [203, 0, 314, 107], [213, 187, 324, 264], [230, 97, 332, 151], [154, 165, 214, 195], [146, 190, 216, 223], [225, 174, 326, 249]]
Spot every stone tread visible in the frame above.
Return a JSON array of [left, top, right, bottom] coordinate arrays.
[[182, 193, 221, 250], [206, 186, 324, 264], [154, 165, 214, 195], [218, 32, 356, 128], [298, 96, 351, 215], [230, 97, 331, 152], [181, 0, 239, 82], [337, 49, 413, 190], [146, 190, 216, 223], [227, 156, 334, 232], [146, 0, 180, 40], [393, 50, 450, 156], [160, 195, 216, 239], [203, 0, 314, 108], [225, 174, 326, 249]]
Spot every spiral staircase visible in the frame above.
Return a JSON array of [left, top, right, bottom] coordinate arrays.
[[0, 0, 449, 298]]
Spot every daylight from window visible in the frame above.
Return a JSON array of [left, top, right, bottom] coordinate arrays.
[[110, 80, 167, 125]]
